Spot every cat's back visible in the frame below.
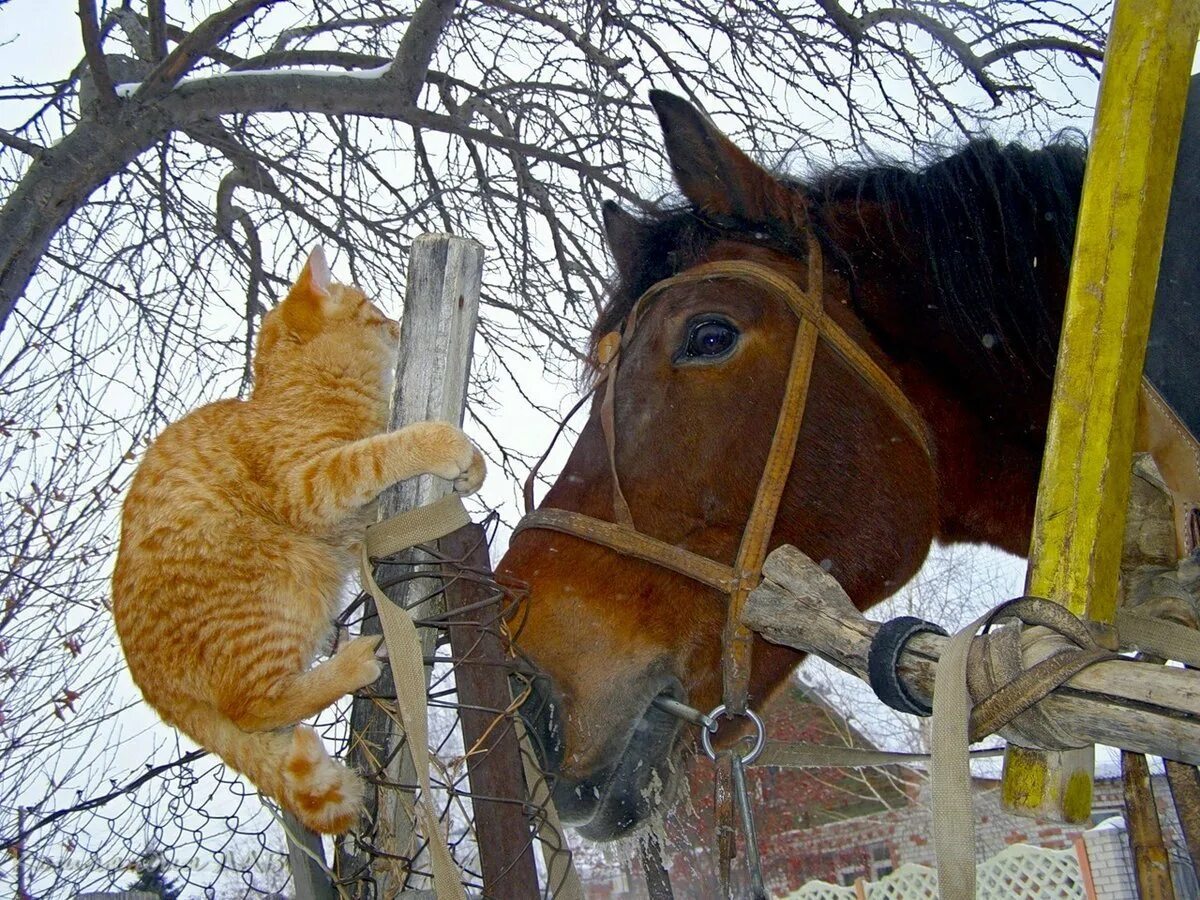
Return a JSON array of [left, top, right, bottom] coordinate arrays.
[[113, 393, 350, 698], [115, 397, 260, 610], [120, 397, 267, 537], [115, 398, 320, 616]]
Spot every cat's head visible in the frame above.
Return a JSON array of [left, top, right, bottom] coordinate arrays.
[[254, 246, 400, 386]]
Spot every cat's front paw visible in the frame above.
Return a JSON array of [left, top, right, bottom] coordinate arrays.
[[337, 634, 383, 690], [454, 445, 486, 496], [405, 422, 486, 495]]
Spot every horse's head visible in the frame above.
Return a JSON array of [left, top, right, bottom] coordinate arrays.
[[499, 92, 1081, 839]]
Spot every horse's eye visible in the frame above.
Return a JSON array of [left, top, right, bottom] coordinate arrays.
[[682, 318, 738, 360]]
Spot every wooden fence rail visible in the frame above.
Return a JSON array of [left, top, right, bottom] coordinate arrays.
[[743, 544, 1200, 767]]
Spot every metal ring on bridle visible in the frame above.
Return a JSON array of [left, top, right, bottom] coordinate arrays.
[[700, 704, 766, 765]]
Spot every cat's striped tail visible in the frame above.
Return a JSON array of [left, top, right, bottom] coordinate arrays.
[[182, 706, 364, 834]]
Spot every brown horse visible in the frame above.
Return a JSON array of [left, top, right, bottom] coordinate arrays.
[[497, 91, 1085, 840]]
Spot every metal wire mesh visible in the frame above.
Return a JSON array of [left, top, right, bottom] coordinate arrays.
[[6, 747, 296, 896], [328, 512, 577, 898]]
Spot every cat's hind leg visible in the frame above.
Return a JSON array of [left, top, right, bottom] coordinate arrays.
[[220, 635, 383, 732]]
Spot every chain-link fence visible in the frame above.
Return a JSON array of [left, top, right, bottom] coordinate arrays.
[[330, 513, 578, 898]]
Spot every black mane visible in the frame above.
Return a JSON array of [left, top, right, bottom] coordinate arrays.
[[597, 138, 1087, 436]]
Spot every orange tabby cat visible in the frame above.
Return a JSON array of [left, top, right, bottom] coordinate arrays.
[[112, 247, 485, 833]]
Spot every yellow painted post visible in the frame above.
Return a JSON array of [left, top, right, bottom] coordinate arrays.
[[1000, 0, 1200, 821]]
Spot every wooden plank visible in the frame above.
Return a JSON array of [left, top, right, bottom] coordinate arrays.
[[1165, 761, 1200, 869], [282, 811, 336, 900], [439, 523, 541, 898], [1073, 834, 1100, 900], [742, 546, 1200, 766], [342, 234, 483, 894], [1003, 0, 1200, 822], [1125, 458, 1200, 872], [1119, 456, 1195, 895], [1122, 750, 1176, 899]]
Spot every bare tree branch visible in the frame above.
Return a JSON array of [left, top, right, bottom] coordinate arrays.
[[0, 65, 633, 335], [383, 0, 460, 102], [77, 0, 116, 110], [110, 7, 243, 67], [0, 126, 42, 156], [216, 167, 267, 392], [133, 0, 283, 100], [147, 0, 169, 62]]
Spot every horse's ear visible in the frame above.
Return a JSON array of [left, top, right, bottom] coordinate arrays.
[[602, 200, 648, 281], [649, 90, 802, 227]]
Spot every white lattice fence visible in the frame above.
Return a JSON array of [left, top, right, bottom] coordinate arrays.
[[787, 844, 1087, 899], [785, 881, 859, 899], [975, 844, 1086, 899], [865, 863, 937, 899]]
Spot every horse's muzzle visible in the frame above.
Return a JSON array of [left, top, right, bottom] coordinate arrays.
[[517, 671, 685, 840]]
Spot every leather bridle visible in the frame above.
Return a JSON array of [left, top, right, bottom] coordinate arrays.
[[514, 236, 934, 714]]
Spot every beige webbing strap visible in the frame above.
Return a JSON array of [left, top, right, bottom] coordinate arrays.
[[1116, 607, 1200, 668], [361, 496, 470, 900], [364, 494, 471, 558], [966, 598, 1116, 750], [970, 640, 1114, 747], [929, 597, 1121, 899], [363, 496, 585, 899], [515, 718, 585, 900], [930, 607, 992, 900]]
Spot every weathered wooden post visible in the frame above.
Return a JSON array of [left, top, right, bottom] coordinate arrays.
[[342, 233, 483, 896], [283, 811, 336, 900], [743, 545, 1200, 765], [1002, 0, 1200, 826], [438, 525, 541, 896]]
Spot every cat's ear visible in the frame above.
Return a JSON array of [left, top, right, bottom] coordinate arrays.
[[304, 245, 333, 294], [281, 246, 334, 337]]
